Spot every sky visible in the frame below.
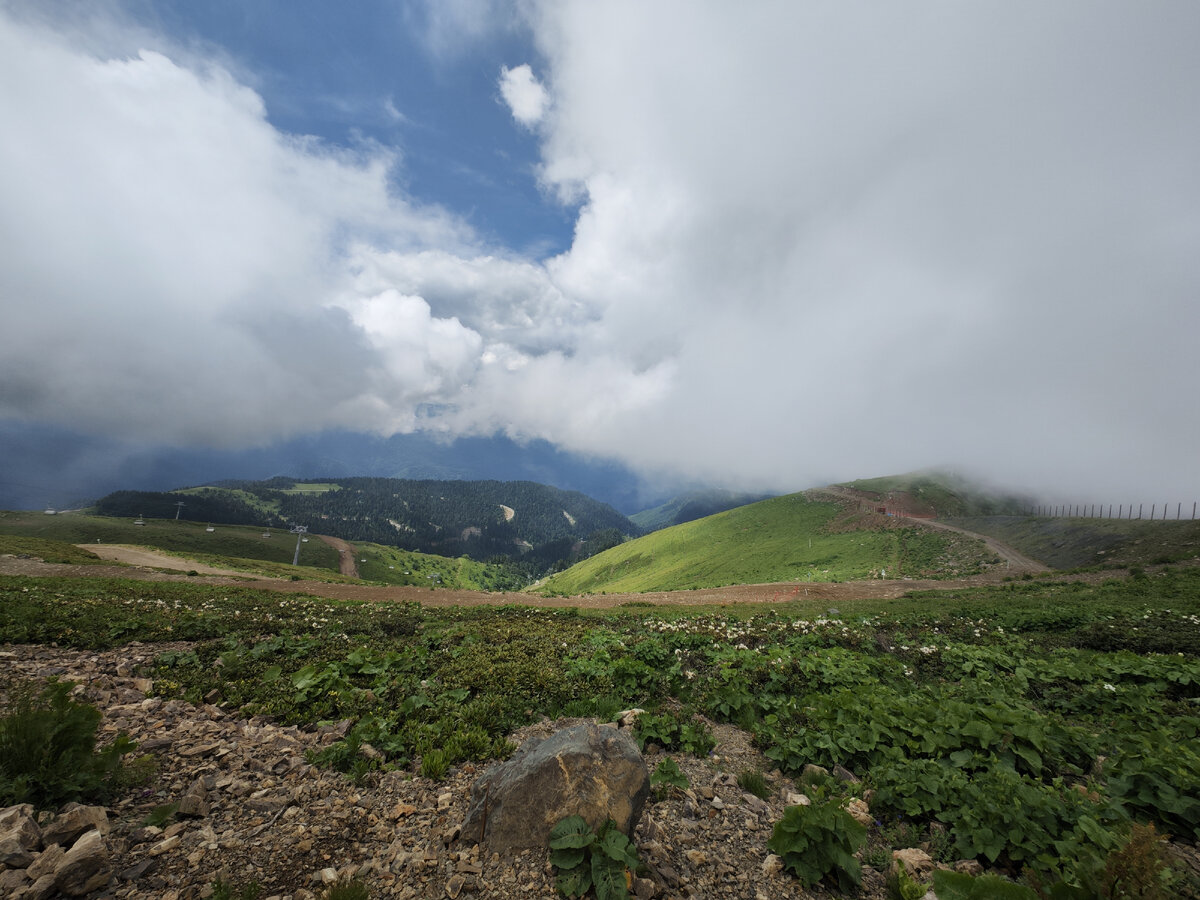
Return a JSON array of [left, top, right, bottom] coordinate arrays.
[[1, 0, 1198, 507]]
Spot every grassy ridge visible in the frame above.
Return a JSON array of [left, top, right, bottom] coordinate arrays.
[[0, 511, 522, 590], [842, 469, 1030, 517], [0, 511, 341, 571], [539, 493, 994, 594], [945, 515, 1200, 570]]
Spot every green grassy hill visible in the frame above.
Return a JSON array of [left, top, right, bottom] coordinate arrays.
[[537, 492, 997, 594], [840, 469, 1031, 517], [0, 510, 523, 590], [944, 515, 1200, 570], [630, 489, 774, 532]]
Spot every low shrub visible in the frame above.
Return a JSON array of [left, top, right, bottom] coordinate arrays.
[[0, 679, 135, 809], [766, 798, 867, 892]]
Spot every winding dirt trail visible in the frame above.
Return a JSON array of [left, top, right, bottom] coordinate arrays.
[[913, 517, 1047, 573], [316, 534, 360, 578]]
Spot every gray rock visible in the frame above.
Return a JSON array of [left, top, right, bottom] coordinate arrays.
[[0, 804, 36, 832], [41, 805, 108, 847], [460, 723, 649, 852], [0, 868, 30, 895], [53, 829, 112, 896], [0, 806, 42, 866], [27, 843, 66, 881], [832, 764, 860, 783], [25, 873, 60, 900]]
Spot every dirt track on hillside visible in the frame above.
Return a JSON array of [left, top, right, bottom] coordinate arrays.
[[79, 544, 275, 577], [316, 534, 360, 578]]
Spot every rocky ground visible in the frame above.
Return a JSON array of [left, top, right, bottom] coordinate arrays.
[[0, 641, 912, 900]]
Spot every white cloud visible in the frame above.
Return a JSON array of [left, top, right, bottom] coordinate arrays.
[[507, 1, 1200, 499], [498, 63, 549, 127], [3, 2, 1199, 504], [0, 10, 471, 446]]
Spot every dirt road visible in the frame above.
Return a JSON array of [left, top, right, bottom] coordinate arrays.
[[77, 544, 273, 578], [914, 518, 1046, 573], [316, 534, 360, 578]]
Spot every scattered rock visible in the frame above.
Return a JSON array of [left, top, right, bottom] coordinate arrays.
[[954, 858, 984, 876], [892, 847, 936, 881], [845, 796, 873, 827]]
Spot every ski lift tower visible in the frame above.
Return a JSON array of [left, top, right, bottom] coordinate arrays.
[[174, 501, 185, 521], [290, 525, 308, 566]]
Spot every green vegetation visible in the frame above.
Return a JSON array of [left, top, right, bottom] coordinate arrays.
[[945, 515, 1200, 570], [0, 679, 135, 809], [0, 510, 525, 588], [629, 489, 774, 532], [540, 492, 994, 594], [767, 799, 867, 892], [94, 476, 638, 569], [279, 482, 342, 494], [841, 469, 1031, 517], [0, 534, 108, 565], [549, 815, 642, 900], [0, 511, 341, 572], [3, 561, 1200, 894]]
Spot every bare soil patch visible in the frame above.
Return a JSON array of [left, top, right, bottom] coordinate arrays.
[[77, 544, 267, 578], [316, 534, 361, 578]]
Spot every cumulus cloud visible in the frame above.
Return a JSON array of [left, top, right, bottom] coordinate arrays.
[[498, 63, 549, 127], [510, 1, 1200, 499], [0, 9, 473, 446], [3, 2, 1199, 504]]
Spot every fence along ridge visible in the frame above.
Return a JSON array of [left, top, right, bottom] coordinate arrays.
[[1025, 501, 1198, 521]]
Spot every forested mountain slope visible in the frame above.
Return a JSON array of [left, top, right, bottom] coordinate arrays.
[[94, 477, 637, 568]]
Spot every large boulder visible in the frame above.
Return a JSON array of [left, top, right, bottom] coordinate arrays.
[[460, 723, 650, 852]]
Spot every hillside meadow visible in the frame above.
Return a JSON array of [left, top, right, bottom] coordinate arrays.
[[2, 560, 1199, 896], [0, 511, 524, 590], [538, 492, 999, 595]]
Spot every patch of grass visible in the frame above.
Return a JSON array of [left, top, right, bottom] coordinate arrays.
[[321, 879, 369, 900], [737, 769, 772, 800], [210, 879, 263, 900], [0, 678, 136, 809], [0, 535, 107, 565]]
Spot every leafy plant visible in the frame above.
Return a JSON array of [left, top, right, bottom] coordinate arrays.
[[931, 869, 1037, 899], [141, 802, 179, 827], [0, 679, 136, 809], [766, 799, 867, 892], [889, 859, 930, 900], [549, 815, 640, 900], [633, 709, 714, 757], [650, 758, 689, 795]]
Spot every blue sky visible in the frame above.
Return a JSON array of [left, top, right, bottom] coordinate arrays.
[[1, 0, 1198, 508], [138, 1, 574, 255]]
